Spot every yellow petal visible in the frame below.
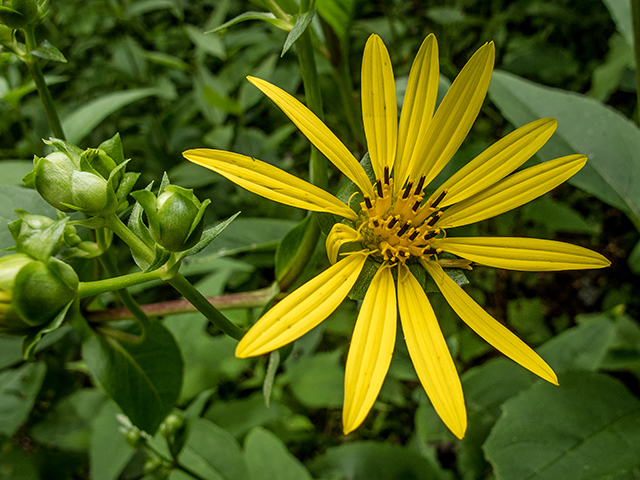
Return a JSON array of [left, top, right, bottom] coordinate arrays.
[[236, 252, 368, 358], [183, 149, 357, 220], [430, 118, 557, 207], [395, 34, 439, 189], [422, 260, 558, 385], [326, 223, 362, 264], [343, 263, 396, 434], [361, 34, 398, 180], [397, 263, 467, 439], [432, 237, 611, 271], [406, 42, 495, 186], [436, 154, 586, 228], [246, 76, 373, 197]]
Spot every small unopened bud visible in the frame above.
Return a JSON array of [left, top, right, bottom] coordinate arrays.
[[70, 171, 114, 215], [28, 151, 78, 212]]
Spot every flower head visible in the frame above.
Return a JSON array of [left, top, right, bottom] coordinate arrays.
[[183, 34, 610, 438]]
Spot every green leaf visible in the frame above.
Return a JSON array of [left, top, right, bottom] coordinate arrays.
[[31, 389, 106, 451], [286, 350, 344, 408], [484, 372, 640, 480], [90, 401, 135, 480], [310, 441, 451, 480], [185, 24, 226, 59], [62, 88, 171, 144], [0, 160, 35, 186], [316, 0, 355, 40], [488, 70, 640, 229], [628, 239, 640, 275], [263, 350, 280, 409], [177, 418, 250, 480], [81, 321, 183, 434], [602, 0, 634, 46], [0, 362, 47, 436], [244, 427, 313, 480], [28, 40, 67, 63], [205, 392, 285, 439], [281, 8, 316, 57], [275, 214, 314, 282], [182, 211, 241, 258], [202, 83, 242, 115], [207, 11, 292, 34]]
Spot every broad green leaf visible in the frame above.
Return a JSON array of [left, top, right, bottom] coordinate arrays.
[[185, 24, 226, 59], [177, 418, 250, 480], [281, 8, 316, 57], [588, 34, 634, 102], [0, 160, 36, 185], [488, 70, 640, 229], [205, 392, 285, 439], [202, 84, 242, 114], [484, 372, 640, 480], [286, 350, 344, 408], [0, 362, 47, 436], [1, 75, 67, 107], [28, 40, 67, 63], [31, 389, 106, 451], [81, 321, 183, 434], [244, 427, 313, 480], [310, 441, 451, 480], [90, 401, 135, 480], [62, 88, 171, 144]]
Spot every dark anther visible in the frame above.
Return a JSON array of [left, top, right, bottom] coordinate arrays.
[[408, 230, 420, 241], [431, 189, 448, 209], [423, 247, 439, 255], [376, 180, 384, 198], [426, 212, 442, 227], [387, 216, 398, 229], [402, 181, 414, 199], [414, 175, 426, 195], [411, 200, 421, 213], [364, 195, 373, 210], [397, 222, 410, 237], [372, 219, 380, 228], [384, 165, 390, 185], [423, 230, 438, 241]]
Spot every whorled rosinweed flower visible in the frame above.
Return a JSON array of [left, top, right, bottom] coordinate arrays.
[[0, 253, 78, 334], [23, 136, 139, 218], [183, 34, 610, 438], [131, 182, 210, 253]]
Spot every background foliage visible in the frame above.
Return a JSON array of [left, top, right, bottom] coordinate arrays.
[[1, 0, 639, 479]]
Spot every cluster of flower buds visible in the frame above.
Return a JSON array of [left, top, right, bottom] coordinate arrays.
[[23, 135, 139, 220], [0, 0, 47, 29]]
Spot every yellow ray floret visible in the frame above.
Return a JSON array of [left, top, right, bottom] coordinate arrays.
[[422, 261, 558, 385], [343, 263, 397, 434], [437, 154, 587, 228], [235, 252, 368, 358], [397, 263, 467, 439], [246, 76, 373, 197], [183, 149, 358, 221], [362, 34, 398, 180], [432, 237, 611, 271]]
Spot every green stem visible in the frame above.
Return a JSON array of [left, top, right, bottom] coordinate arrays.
[[632, 0, 640, 125], [22, 25, 66, 139], [106, 214, 245, 340], [85, 283, 279, 322], [78, 268, 166, 299], [167, 274, 245, 340], [263, 0, 290, 21]]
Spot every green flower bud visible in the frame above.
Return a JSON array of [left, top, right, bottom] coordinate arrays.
[[159, 412, 184, 438], [0, 0, 38, 29], [30, 151, 78, 212], [132, 183, 209, 253], [0, 254, 78, 334], [70, 171, 115, 215]]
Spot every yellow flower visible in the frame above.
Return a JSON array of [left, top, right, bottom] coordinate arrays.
[[183, 34, 610, 439]]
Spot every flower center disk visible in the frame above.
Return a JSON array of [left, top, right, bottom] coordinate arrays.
[[358, 166, 446, 264]]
